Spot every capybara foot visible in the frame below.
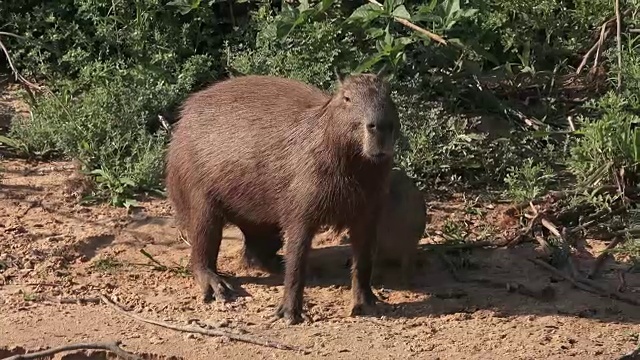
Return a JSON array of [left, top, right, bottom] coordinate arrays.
[[275, 302, 305, 325], [194, 268, 235, 303], [243, 252, 284, 274], [349, 288, 379, 317], [349, 302, 378, 317]]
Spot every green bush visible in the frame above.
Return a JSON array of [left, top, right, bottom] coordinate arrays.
[[2, 0, 638, 208], [9, 56, 214, 205], [1, 0, 223, 82], [393, 81, 561, 190], [568, 91, 640, 187], [225, 5, 363, 91], [503, 158, 555, 202]]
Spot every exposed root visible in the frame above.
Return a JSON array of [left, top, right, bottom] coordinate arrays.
[[2, 340, 142, 360], [588, 237, 625, 279], [529, 258, 640, 307], [98, 294, 305, 352], [437, 252, 555, 301]]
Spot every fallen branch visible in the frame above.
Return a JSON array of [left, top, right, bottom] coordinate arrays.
[[507, 212, 541, 247], [436, 252, 554, 301], [466, 276, 556, 302], [587, 237, 624, 279], [365, 0, 446, 45], [422, 240, 497, 251], [529, 258, 640, 307], [98, 295, 303, 352], [618, 269, 628, 293], [540, 218, 579, 278], [0, 34, 40, 103], [2, 340, 141, 360], [41, 296, 101, 305], [576, 28, 610, 74]]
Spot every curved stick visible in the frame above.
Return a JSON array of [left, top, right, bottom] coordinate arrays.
[[2, 341, 141, 360], [98, 295, 304, 352]]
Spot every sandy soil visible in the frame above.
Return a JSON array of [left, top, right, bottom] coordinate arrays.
[[1, 81, 639, 360]]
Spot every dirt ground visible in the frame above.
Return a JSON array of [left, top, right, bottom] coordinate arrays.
[[1, 82, 639, 360]]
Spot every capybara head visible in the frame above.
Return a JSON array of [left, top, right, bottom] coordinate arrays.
[[329, 73, 399, 161]]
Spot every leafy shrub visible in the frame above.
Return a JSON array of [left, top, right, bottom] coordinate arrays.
[[503, 158, 555, 202], [393, 78, 561, 190], [1, 0, 223, 82], [225, 4, 363, 90], [9, 56, 214, 205], [568, 91, 640, 187]]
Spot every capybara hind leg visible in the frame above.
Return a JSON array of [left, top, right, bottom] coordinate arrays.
[[399, 253, 416, 288], [348, 220, 379, 317], [275, 223, 314, 325], [188, 204, 234, 303], [240, 224, 284, 273]]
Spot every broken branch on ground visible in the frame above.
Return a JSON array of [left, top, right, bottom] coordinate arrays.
[[98, 294, 305, 352], [2, 340, 141, 360]]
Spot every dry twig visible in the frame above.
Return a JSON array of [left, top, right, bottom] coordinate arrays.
[[507, 213, 541, 247], [617, 269, 628, 293], [588, 237, 624, 279], [365, 0, 446, 45], [422, 240, 497, 251], [98, 295, 303, 352], [437, 252, 554, 301], [2, 340, 141, 360], [529, 258, 640, 307], [540, 218, 579, 278], [40, 296, 102, 305]]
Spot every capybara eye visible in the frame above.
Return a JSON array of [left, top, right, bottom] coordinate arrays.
[[367, 123, 376, 131], [343, 95, 351, 103]]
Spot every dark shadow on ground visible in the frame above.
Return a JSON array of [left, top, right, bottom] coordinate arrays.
[[235, 241, 640, 325]]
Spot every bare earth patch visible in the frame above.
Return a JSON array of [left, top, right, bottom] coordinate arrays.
[[0, 158, 639, 359]]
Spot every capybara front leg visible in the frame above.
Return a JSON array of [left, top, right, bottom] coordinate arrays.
[[275, 224, 313, 325], [348, 221, 379, 317], [188, 203, 235, 303]]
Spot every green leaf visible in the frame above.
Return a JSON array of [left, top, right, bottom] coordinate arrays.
[[276, 20, 296, 39], [317, 0, 336, 12], [383, 0, 397, 15], [355, 54, 384, 73], [444, 0, 461, 17], [392, 5, 411, 20], [348, 3, 383, 23], [118, 177, 136, 187], [122, 198, 140, 209], [365, 27, 385, 39], [395, 36, 414, 46], [418, 0, 438, 14], [384, 23, 393, 46], [0, 135, 22, 149]]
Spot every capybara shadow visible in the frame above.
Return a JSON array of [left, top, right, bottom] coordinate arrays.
[[165, 73, 400, 324]]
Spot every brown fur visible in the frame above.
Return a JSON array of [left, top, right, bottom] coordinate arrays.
[[165, 74, 400, 324], [371, 168, 427, 286]]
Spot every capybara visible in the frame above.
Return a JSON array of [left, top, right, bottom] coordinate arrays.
[[333, 168, 427, 285], [165, 73, 400, 324], [372, 168, 426, 285]]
